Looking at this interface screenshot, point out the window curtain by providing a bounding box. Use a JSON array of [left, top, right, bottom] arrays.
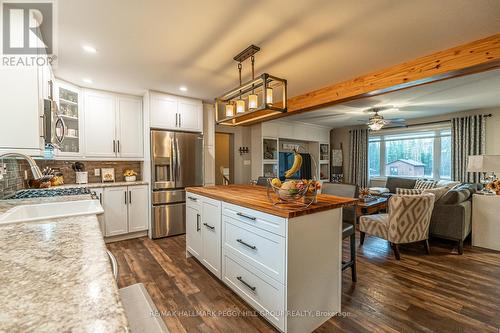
[[452, 115, 486, 182], [349, 129, 369, 187]]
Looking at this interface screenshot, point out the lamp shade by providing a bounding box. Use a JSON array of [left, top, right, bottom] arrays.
[[467, 155, 500, 173]]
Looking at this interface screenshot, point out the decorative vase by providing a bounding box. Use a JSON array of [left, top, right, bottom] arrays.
[[125, 175, 136, 182]]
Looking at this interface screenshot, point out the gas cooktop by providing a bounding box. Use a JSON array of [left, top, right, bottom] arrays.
[[8, 187, 91, 200]]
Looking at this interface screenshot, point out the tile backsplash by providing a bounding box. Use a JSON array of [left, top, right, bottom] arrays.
[[0, 159, 142, 200]]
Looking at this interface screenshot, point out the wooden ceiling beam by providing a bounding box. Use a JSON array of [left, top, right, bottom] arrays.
[[263, 33, 500, 121]]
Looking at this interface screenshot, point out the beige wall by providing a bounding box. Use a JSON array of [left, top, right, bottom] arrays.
[[215, 125, 252, 184], [215, 133, 231, 184], [330, 108, 500, 182]]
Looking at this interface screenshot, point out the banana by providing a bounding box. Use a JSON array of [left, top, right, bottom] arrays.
[[284, 152, 302, 178]]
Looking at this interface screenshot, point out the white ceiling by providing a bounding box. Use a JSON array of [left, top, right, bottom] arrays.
[[54, 0, 500, 100], [285, 69, 500, 128]]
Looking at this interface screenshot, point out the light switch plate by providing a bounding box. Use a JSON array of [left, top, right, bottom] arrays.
[[243, 160, 251, 166], [94, 169, 101, 176]]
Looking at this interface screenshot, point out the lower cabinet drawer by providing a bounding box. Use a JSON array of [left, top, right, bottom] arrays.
[[223, 216, 285, 284], [223, 254, 285, 331]]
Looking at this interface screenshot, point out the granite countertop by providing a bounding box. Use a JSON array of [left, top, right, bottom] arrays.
[[0, 197, 130, 332], [186, 185, 358, 218]]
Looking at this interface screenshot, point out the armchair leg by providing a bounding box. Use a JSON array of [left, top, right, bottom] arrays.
[[424, 239, 431, 255], [360, 232, 365, 246], [458, 240, 464, 255], [391, 243, 401, 260]]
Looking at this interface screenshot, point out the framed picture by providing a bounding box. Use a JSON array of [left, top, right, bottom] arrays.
[[101, 168, 115, 182]]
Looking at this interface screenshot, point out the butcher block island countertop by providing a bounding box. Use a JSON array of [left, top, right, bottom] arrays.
[[185, 185, 357, 218]]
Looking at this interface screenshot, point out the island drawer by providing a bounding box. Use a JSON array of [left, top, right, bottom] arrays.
[[222, 253, 285, 331], [185, 192, 203, 208], [222, 202, 286, 237], [223, 216, 286, 284]]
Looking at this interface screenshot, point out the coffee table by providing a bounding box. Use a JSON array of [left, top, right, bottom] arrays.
[[356, 197, 388, 216]]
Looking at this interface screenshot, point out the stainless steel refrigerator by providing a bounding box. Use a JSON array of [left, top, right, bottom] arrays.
[[151, 130, 203, 238]]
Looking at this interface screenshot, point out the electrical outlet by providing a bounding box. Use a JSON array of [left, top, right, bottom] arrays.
[[243, 160, 251, 166], [94, 169, 100, 176]]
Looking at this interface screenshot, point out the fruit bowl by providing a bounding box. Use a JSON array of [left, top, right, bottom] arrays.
[[268, 179, 311, 202], [266, 178, 320, 207]]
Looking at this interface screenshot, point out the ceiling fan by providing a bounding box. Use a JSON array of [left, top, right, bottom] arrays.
[[359, 106, 406, 131]]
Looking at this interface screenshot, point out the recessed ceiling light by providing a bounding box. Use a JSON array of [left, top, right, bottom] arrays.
[[179, 86, 188, 92], [82, 45, 97, 53], [82, 78, 93, 84]]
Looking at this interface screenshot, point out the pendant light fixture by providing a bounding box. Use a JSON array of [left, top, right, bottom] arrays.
[[248, 56, 258, 110], [215, 45, 287, 126]]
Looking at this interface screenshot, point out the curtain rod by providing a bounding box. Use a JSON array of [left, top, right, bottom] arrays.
[[348, 113, 493, 132], [402, 113, 493, 128]]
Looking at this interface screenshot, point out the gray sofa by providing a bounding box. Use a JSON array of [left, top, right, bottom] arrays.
[[374, 177, 479, 254]]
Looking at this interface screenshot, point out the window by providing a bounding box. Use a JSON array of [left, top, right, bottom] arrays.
[[368, 126, 451, 180]]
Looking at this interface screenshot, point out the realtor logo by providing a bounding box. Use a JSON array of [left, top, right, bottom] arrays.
[[2, 2, 53, 55]]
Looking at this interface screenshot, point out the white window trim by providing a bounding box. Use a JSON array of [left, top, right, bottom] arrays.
[[369, 124, 451, 181]]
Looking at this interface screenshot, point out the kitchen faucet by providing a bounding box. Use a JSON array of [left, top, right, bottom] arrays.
[[0, 153, 44, 180]]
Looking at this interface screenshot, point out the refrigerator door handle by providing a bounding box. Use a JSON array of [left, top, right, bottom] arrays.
[[176, 137, 181, 182], [170, 136, 176, 183]]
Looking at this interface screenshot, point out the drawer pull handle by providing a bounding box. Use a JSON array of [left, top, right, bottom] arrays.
[[236, 212, 256, 221], [203, 223, 215, 230], [236, 238, 257, 250], [188, 196, 198, 201], [237, 276, 256, 291], [196, 214, 201, 231]]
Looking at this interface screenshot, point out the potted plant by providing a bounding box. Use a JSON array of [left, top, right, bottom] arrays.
[[123, 169, 138, 182]]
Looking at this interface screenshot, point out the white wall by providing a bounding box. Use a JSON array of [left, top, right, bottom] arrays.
[[330, 108, 500, 183]]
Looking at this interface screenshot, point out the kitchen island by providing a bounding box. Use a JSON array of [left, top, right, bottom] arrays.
[[185, 185, 357, 333]]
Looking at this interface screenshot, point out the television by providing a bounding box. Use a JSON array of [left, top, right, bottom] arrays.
[[279, 152, 301, 181]]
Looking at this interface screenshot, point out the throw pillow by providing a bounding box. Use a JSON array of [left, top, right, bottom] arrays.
[[437, 188, 471, 205], [422, 186, 449, 202], [396, 188, 422, 195], [414, 179, 438, 190]]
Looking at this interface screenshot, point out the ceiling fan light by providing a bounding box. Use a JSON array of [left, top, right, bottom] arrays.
[[225, 103, 234, 117], [368, 122, 384, 131], [266, 87, 273, 105], [248, 94, 258, 109], [236, 99, 246, 113]]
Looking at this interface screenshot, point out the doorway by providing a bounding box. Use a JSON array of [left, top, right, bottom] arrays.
[[215, 132, 234, 185]]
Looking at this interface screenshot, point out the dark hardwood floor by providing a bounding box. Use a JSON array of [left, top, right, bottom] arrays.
[[107, 233, 500, 333]]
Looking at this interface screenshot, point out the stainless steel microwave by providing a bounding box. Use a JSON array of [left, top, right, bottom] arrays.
[[43, 82, 65, 148]]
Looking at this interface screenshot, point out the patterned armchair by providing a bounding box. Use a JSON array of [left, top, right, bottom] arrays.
[[359, 193, 435, 260]]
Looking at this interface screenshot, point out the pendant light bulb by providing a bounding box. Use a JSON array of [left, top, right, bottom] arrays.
[[225, 103, 234, 117], [266, 87, 274, 105], [236, 99, 245, 113], [248, 94, 258, 109]]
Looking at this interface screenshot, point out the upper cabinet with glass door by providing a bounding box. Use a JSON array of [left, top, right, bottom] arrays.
[[55, 81, 83, 156]]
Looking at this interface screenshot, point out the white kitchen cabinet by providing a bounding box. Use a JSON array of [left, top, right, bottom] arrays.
[[84, 89, 143, 158], [127, 185, 149, 232], [186, 194, 222, 278], [54, 80, 83, 156], [118, 96, 143, 158], [149, 92, 203, 132], [84, 90, 117, 157], [104, 186, 129, 236], [178, 97, 203, 132], [0, 66, 44, 155], [150, 93, 178, 130], [201, 198, 222, 277], [102, 184, 149, 237], [186, 201, 203, 259], [93, 188, 105, 235]]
